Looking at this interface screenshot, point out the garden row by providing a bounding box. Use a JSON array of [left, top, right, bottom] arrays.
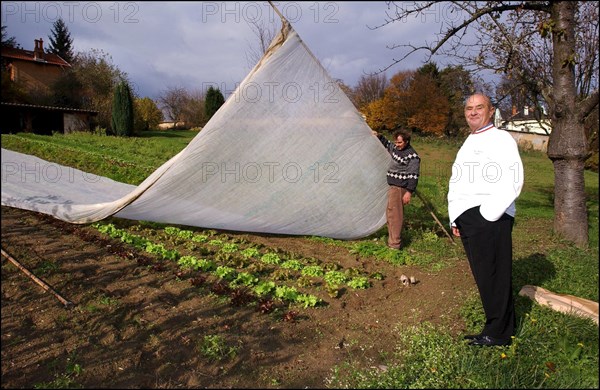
[[91, 220, 387, 310]]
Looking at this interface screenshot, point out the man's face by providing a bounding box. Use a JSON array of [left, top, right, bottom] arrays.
[[464, 95, 494, 131], [394, 136, 406, 149]]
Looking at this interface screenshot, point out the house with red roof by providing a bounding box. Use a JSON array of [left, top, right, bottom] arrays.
[[1, 39, 97, 134], [1, 38, 70, 94]]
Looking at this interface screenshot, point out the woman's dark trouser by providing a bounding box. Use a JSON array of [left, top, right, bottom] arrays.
[[456, 206, 515, 339]]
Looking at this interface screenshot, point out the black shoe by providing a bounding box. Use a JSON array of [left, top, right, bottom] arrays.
[[463, 334, 481, 340], [468, 335, 511, 347]]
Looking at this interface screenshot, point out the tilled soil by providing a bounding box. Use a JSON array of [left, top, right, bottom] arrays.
[[1, 205, 475, 388]]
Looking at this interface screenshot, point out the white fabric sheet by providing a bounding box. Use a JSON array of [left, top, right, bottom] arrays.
[[1, 23, 390, 239]]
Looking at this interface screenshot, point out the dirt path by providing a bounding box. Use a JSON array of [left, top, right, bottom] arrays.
[[1, 206, 474, 388]]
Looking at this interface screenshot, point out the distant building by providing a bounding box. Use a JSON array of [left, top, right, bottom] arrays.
[[157, 121, 188, 130], [1, 38, 70, 95], [501, 105, 552, 135], [1, 102, 97, 135], [1, 39, 97, 134], [496, 105, 552, 152]]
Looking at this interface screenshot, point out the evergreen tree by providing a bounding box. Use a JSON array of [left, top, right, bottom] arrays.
[[111, 81, 134, 136], [48, 18, 74, 63], [1, 25, 19, 48], [204, 86, 225, 120]]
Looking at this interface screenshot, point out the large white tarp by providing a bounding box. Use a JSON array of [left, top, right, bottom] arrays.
[[1, 22, 390, 239]]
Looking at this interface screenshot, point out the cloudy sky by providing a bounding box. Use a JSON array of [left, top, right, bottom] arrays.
[[2, 1, 461, 100]]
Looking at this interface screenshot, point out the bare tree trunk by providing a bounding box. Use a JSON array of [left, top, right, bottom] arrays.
[[552, 159, 589, 244], [547, 1, 589, 247]]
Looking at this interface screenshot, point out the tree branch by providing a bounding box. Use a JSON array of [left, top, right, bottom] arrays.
[[578, 89, 599, 123]]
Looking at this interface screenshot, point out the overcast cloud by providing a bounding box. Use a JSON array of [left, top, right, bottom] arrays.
[[2, 1, 461, 100]]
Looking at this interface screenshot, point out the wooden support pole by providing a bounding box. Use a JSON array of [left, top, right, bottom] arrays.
[[414, 191, 456, 244], [1, 247, 74, 309]]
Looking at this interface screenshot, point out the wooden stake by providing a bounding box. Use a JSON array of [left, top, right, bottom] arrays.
[[1, 247, 74, 309], [414, 191, 456, 244]]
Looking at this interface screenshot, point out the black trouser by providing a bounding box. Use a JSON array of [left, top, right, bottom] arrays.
[[455, 206, 515, 339]]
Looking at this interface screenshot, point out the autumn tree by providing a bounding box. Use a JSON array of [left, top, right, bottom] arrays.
[[376, 1, 599, 247], [405, 63, 450, 135], [405, 73, 449, 135], [363, 67, 450, 136], [366, 70, 414, 131], [48, 18, 74, 63], [363, 99, 388, 131], [73, 49, 130, 130], [134, 97, 163, 131]]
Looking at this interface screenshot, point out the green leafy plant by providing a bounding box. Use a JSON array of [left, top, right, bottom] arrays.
[[208, 239, 224, 246], [215, 265, 237, 281], [240, 247, 261, 258], [197, 334, 237, 361], [98, 294, 119, 306], [301, 265, 324, 277], [192, 234, 209, 243], [253, 281, 276, 296], [177, 255, 215, 272], [281, 259, 304, 270], [296, 293, 322, 308], [324, 270, 347, 286], [261, 252, 282, 265], [347, 276, 370, 289], [33, 352, 83, 389], [230, 272, 258, 288], [274, 285, 299, 301], [164, 226, 195, 240], [221, 243, 239, 253]]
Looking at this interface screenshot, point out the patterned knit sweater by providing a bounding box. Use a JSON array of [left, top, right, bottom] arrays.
[[377, 134, 421, 193]]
